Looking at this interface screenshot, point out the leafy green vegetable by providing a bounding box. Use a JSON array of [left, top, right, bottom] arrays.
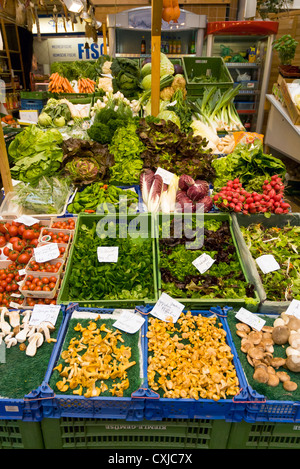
[[240, 222, 300, 301], [111, 58, 141, 98], [167, 89, 193, 134], [108, 123, 145, 184], [212, 139, 286, 192], [88, 102, 133, 145], [67, 220, 155, 301], [159, 218, 255, 303], [8, 126, 63, 185]]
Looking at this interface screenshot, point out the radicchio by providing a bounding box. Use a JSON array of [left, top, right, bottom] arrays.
[[187, 180, 209, 202], [147, 174, 164, 212], [178, 174, 195, 192]]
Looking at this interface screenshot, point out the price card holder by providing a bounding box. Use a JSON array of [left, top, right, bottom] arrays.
[[29, 304, 60, 327], [256, 254, 280, 274], [150, 293, 184, 323], [113, 310, 145, 334], [192, 253, 215, 274], [15, 215, 40, 226], [34, 244, 60, 263], [235, 307, 265, 331], [97, 247, 119, 263], [286, 299, 300, 319], [155, 168, 175, 185]]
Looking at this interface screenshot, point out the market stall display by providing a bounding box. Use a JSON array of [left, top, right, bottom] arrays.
[[1, 4, 300, 438]]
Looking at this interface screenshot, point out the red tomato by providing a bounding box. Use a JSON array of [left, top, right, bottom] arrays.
[[18, 253, 31, 264], [0, 236, 6, 247], [8, 250, 19, 262], [8, 225, 18, 237], [22, 229, 36, 240]]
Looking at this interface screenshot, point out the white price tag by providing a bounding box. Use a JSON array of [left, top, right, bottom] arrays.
[[256, 254, 280, 274], [155, 168, 175, 185], [97, 246, 119, 263], [151, 293, 184, 323], [18, 269, 26, 276], [285, 299, 300, 319], [235, 307, 266, 331], [34, 243, 60, 263], [9, 301, 20, 309], [15, 215, 40, 226], [11, 293, 21, 298], [113, 311, 145, 334], [29, 304, 60, 327], [192, 253, 215, 274]]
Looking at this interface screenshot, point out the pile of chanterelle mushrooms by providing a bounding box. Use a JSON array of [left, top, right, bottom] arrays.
[[0, 307, 56, 357]]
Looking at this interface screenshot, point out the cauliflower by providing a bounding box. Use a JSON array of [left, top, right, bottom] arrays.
[[171, 74, 186, 92], [160, 86, 175, 101], [102, 60, 112, 75], [97, 77, 113, 93]]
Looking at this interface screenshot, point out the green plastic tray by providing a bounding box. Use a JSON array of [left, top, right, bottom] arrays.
[[0, 421, 44, 449], [20, 91, 50, 100], [155, 213, 259, 311], [58, 212, 158, 308], [182, 56, 234, 96], [41, 417, 232, 449], [231, 213, 300, 314]]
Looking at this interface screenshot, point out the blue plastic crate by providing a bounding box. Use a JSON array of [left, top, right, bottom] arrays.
[[228, 310, 300, 423], [37, 303, 148, 421], [0, 306, 66, 422], [65, 184, 144, 216], [21, 99, 46, 113], [140, 305, 249, 422]]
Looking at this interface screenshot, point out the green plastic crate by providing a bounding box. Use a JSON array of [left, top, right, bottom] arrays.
[[20, 90, 50, 100], [182, 56, 234, 96], [231, 213, 300, 314], [0, 421, 44, 449], [155, 213, 259, 311], [41, 417, 232, 449], [227, 421, 300, 449], [57, 212, 159, 308]]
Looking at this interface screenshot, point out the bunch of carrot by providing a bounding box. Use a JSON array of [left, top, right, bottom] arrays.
[[78, 77, 96, 93], [48, 72, 75, 93]]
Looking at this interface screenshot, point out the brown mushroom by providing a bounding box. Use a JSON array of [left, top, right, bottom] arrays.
[[286, 316, 300, 331], [236, 330, 248, 339], [276, 371, 290, 383], [248, 347, 265, 360], [267, 373, 280, 387], [283, 380, 298, 392], [272, 326, 289, 345], [248, 330, 263, 345], [270, 357, 286, 369], [262, 325, 274, 333], [253, 367, 269, 384], [267, 366, 276, 375], [241, 340, 253, 354], [286, 355, 300, 373], [236, 323, 251, 333]]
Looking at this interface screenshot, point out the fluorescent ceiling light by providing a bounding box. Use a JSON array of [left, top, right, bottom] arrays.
[[63, 0, 84, 13]]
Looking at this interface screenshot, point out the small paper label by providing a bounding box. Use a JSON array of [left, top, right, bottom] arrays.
[[34, 243, 60, 263], [286, 299, 300, 319], [150, 293, 184, 323], [155, 167, 175, 185], [15, 215, 39, 226], [97, 246, 119, 263], [11, 293, 21, 298], [9, 301, 20, 309], [113, 310, 145, 334], [29, 304, 60, 327], [235, 307, 266, 331], [256, 254, 280, 274], [18, 269, 26, 276], [192, 253, 215, 274]]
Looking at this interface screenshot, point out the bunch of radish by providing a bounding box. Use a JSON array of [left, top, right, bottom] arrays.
[[213, 175, 291, 215]]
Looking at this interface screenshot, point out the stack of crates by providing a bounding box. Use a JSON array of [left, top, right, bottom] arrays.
[[20, 91, 49, 114]]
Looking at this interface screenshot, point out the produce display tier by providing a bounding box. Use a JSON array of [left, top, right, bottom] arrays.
[[36, 305, 148, 421], [227, 308, 300, 424], [231, 213, 300, 313], [58, 212, 159, 308], [155, 212, 260, 311]]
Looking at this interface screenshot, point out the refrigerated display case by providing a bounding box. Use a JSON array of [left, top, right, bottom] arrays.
[[107, 7, 206, 59], [205, 21, 279, 133]]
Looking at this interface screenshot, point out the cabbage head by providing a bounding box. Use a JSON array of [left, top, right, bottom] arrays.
[[157, 110, 180, 128], [141, 74, 152, 90], [160, 53, 174, 76], [141, 62, 152, 78], [53, 116, 66, 127]]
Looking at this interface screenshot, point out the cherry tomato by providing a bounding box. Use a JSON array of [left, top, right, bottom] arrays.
[[0, 236, 6, 247]]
